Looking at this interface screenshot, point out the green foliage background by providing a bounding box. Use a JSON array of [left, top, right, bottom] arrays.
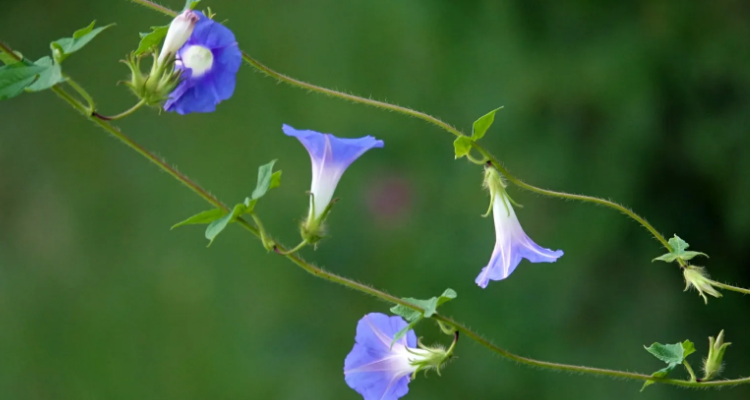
[[2, 0, 750, 398]]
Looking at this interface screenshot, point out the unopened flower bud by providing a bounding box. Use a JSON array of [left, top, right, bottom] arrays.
[[683, 266, 722, 304], [703, 330, 731, 381], [158, 10, 199, 64]]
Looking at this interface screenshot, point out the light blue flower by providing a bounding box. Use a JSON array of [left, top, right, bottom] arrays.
[[475, 168, 563, 287], [164, 11, 242, 114], [344, 313, 422, 400], [283, 124, 383, 242]]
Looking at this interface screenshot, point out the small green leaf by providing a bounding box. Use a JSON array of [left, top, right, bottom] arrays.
[[135, 25, 169, 56], [453, 136, 473, 159], [390, 318, 421, 346], [653, 235, 709, 264], [682, 340, 696, 359], [641, 340, 695, 390], [270, 170, 282, 190], [51, 21, 114, 63], [641, 364, 678, 391], [26, 57, 64, 92], [389, 289, 457, 347], [184, 0, 201, 10], [471, 106, 503, 140], [644, 342, 685, 365], [0, 51, 22, 65], [205, 204, 246, 245], [251, 160, 280, 200], [0, 63, 46, 100], [171, 208, 225, 229]]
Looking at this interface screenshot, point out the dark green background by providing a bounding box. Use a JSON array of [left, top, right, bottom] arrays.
[[2, 0, 750, 399]]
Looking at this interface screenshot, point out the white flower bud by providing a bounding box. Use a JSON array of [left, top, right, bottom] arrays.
[[158, 10, 199, 64]]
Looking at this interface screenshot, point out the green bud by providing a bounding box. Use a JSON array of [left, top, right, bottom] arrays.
[[702, 330, 730, 381], [683, 266, 722, 304]]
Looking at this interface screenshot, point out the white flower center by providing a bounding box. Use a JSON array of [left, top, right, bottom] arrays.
[[182, 45, 214, 78]]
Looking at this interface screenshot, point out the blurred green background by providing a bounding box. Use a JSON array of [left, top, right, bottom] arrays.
[[2, 0, 750, 399]]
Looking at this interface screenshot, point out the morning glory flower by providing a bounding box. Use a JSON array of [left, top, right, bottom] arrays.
[[158, 10, 199, 64], [283, 124, 383, 243], [475, 168, 563, 288], [164, 11, 242, 114], [344, 313, 451, 400]]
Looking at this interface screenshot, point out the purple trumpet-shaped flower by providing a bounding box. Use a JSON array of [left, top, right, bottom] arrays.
[[345, 313, 447, 400], [164, 11, 242, 114], [283, 124, 383, 241], [475, 168, 563, 288]]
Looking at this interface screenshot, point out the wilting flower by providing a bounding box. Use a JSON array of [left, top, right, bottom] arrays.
[[475, 168, 563, 288], [164, 11, 242, 114], [283, 124, 383, 243], [158, 10, 199, 64], [683, 265, 722, 304], [344, 313, 451, 400]]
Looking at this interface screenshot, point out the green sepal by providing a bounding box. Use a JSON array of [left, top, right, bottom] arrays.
[[26, 56, 64, 92], [641, 340, 695, 391], [51, 21, 114, 64], [653, 235, 708, 263], [453, 136, 473, 159], [472, 106, 503, 141], [0, 62, 47, 100], [184, 0, 201, 10], [389, 289, 457, 346], [171, 208, 225, 229], [134, 25, 169, 56], [205, 203, 246, 246]]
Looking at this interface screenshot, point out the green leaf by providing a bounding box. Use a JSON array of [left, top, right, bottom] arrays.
[[644, 342, 685, 365], [391, 288, 457, 320], [653, 235, 709, 263], [0, 63, 46, 100], [26, 57, 64, 92], [251, 160, 281, 200], [171, 208, 225, 229], [135, 25, 169, 56], [641, 364, 678, 391], [51, 21, 114, 63], [453, 136, 473, 159], [205, 204, 246, 245], [641, 340, 696, 391], [472, 106, 503, 141], [270, 170, 282, 190], [390, 318, 421, 346], [0, 51, 23, 65], [388, 289, 456, 347], [681, 340, 696, 359], [184, 0, 201, 10]]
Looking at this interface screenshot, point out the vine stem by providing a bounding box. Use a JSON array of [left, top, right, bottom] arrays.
[[709, 280, 750, 295], [94, 99, 146, 120], [7, 10, 750, 388]]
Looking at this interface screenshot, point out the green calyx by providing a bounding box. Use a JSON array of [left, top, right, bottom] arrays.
[[122, 51, 181, 106], [703, 330, 731, 381], [482, 166, 520, 217], [408, 334, 458, 379], [300, 196, 336, 245]]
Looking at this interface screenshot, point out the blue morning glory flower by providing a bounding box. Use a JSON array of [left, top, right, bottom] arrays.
[[344, 313, 423, 400], [164, 11, 242, 114], [283, 124, 383, 242], [475, 168, 563, 287]]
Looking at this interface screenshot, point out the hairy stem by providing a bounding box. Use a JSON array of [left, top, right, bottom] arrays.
[[94, 99, 146, 120], [710, 280, 750, 295]]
